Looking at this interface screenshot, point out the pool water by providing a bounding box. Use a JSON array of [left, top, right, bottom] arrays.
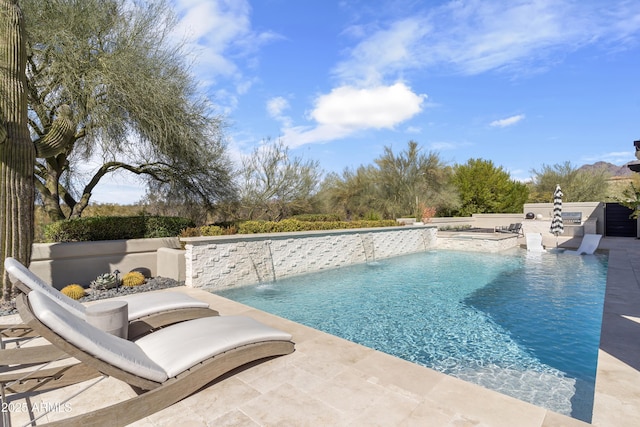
[[216, 248, 608, 422]]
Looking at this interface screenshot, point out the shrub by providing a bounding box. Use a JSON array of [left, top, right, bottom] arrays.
[[121, 271, 146, 287], [179, 225, 236, 241], [238, 219, 400, 234], [43, 216, 195, 242], [199, 225, 226, 236], [421, 206, 437, 223], [363, 210, 382, 221], [438, 225, 472, 231], [179, 227, 202, 239], [292, 213, 342, 222], [61, 284, 85, 300]]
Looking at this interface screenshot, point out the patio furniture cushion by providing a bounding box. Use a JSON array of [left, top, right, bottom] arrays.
[[27, 291, 293, 382], [5, 257, 215, 323], [5, 257, 86, 318], [112, 292, 210, 320], [135, 316, 293, 378], [28, 291, 168, 383]]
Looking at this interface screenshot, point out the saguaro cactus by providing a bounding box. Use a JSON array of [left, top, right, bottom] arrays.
[[0, 0, 36, 300]]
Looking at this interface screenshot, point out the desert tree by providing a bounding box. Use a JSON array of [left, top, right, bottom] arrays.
[[319, 165, 382, 220], [1, 0, 35, 299], [528, 161, 610, 202], [239, 139, 322, 221], [374, 141, 452, 219], [20, 0, 236, 221], [451, 158, 528, 216]]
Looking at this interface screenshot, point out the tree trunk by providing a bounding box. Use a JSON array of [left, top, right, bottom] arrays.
[[0, 0, 35, 300]]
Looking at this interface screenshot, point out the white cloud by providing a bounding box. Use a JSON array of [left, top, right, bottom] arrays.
[[281, 83, 426, 147], [333, 18, 432, 85], [171, 0, 280, 110], [490, 114, 525, 128], [267, 97, 290, 118], [334, 0, 640, 82], [312, 83, 425, 128], [266, 96, 293, 128]]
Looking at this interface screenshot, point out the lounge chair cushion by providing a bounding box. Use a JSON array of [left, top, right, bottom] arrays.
[[5, 257, 211, 322], [112, 292, 210, 320], [135, 315, 293, 378], [28, 291, 168, 383], [27, 291, 292, 382], [6, 257, 87, 318]]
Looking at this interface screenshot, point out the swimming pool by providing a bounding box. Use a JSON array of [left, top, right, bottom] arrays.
[[216, 248, 608, 422]]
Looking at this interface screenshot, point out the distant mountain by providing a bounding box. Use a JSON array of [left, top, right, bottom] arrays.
[[578, 161, 635, 177]]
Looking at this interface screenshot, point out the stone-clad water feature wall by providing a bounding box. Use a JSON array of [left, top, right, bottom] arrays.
[[182, 226, 438, 291]]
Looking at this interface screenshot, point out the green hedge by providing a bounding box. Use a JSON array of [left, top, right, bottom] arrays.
[[43, 216, 195, 242], [237, 219, 399, 234], [291, 213, 342, 222]]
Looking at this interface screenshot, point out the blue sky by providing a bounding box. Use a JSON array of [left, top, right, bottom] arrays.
[[93, 0, 640, 204]]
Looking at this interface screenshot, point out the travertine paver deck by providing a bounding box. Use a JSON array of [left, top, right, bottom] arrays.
[[2, 236, 639, 426]]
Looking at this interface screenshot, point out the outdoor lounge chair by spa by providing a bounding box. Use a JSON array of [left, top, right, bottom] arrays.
[[564, 234, 602, 255], [525, 233, 546, 253], [3, 257, 218, 340], [495, 223, 523, 236], [10, 290, 294, 426]]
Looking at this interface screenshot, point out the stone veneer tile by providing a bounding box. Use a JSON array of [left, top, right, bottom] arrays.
[[239, 382, 345, 426], [592, 351, 640, 427], [423, 375, 547, 427], [305, 367, 390, 416], [542, 410, 590, 427], [186, 227, 438, 289], [348, 389, 423, 427], [139, 399, 206, 427], [206, 410, 261, 427], [239, 362, 327, 395], [399, 397, 483, 426], [28, 376, 135, 423], [287, 336, 374, 383], [172, 376, 262, 423], [351, 349, 446, 397]]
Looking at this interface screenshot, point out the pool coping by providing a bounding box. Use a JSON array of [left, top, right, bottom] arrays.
[[2, 236, 639, 426]]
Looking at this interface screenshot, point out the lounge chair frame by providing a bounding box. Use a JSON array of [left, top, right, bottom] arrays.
[[5, 261, 219, 340], [2, 258, 219, 379], [495, 223, 524, 236], [13, 292, 294, 426]]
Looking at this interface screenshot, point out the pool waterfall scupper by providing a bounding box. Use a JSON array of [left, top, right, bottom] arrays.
[[182, 226, 442, 291]]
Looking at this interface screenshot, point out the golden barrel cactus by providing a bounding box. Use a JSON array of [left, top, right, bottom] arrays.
[[60, 284, 85, 300], [121, 271, 146, 287]]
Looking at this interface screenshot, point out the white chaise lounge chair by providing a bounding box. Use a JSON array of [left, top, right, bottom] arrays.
[[9, 290, 294, 426], [526, 233, 546, 253], [564, 234, 602, 255], [2, 257, 219, 378], [3, 257, 218, 339]]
